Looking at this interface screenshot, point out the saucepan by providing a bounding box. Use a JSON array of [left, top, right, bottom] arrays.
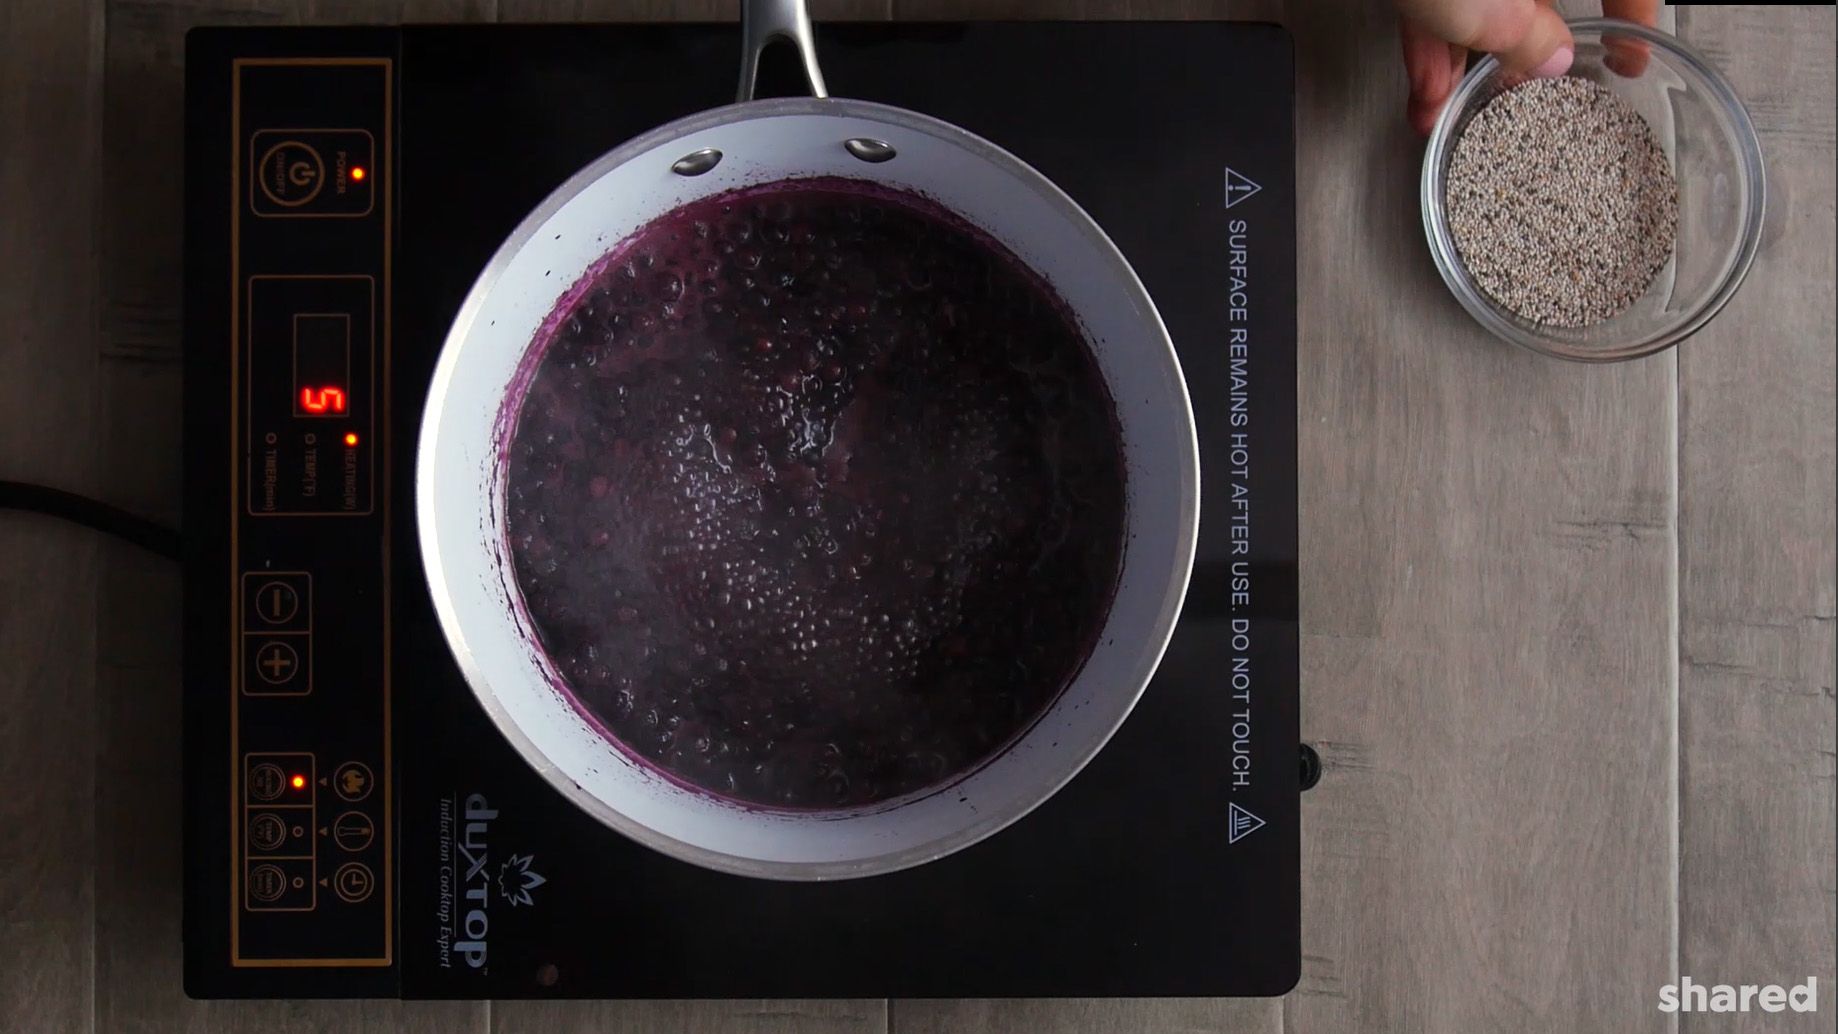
[[418, 0, 1199, 879]]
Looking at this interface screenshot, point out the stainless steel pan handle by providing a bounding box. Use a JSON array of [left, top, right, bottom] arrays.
[[737, 0, 830, 101]]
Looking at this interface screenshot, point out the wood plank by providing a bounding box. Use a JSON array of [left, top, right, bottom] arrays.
[[87, 3, 478, 1032], [891, 999, 1278, 1034], [892, 0, 1286, 19], [309, 0, 500, 18], [494, 1000, 886, 1034], [1287, 0, 1678, 1030], [500, 1, 892, 22], [1674, 6, 1837, 1032], [0, 1, 104, 1032]]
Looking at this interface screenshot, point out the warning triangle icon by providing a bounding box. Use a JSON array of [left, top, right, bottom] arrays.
[[1227, 801, 1266, 844], [1223, 167, 1262, 209]]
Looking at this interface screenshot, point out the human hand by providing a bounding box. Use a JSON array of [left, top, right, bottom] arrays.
[[1398, 0, 1661, 135]]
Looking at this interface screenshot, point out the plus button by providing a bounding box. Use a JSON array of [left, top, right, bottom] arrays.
[[254, 641, 299, 685]]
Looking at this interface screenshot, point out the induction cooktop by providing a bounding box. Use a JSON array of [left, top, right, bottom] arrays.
[[181, 19, 1303, 999]]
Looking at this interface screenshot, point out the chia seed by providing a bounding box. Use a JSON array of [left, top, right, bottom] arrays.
[[1446, 76, 1679, 328]]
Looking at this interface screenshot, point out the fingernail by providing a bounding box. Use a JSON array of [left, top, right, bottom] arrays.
[[1532, 44, 1574, 79]]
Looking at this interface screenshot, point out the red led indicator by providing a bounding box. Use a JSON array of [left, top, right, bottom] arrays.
[[350, 166, 366, 182], [344, 432, 359, 447], [290, 774, 307, 790], [300, 386, 347, 414]]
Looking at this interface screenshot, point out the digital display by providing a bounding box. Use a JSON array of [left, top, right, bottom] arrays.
[[246, 275, 374, 515], [293, 312, 351, 417], [300, 386, 346, 414]]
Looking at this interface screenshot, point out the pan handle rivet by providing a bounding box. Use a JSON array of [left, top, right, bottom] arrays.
[[843, 138, 896, 163], [671, 148, 724, 176]]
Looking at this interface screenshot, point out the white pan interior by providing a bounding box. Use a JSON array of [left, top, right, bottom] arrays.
[[419, 98, 1198, 879]]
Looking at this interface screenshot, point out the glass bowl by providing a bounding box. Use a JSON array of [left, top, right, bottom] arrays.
[[1421, 18, 1766, 362]]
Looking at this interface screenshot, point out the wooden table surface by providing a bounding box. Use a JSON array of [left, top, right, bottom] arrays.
[[2, 1, 1832, 1031]]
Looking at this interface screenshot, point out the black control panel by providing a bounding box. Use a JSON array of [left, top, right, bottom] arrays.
[[226, 54, 391, 970]]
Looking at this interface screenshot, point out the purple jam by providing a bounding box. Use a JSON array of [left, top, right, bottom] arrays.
[[502, 177, 1125, 810]]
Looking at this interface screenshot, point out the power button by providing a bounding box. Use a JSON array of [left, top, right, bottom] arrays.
[[249, 128, 374, 218], [255, 139, 326, 208]]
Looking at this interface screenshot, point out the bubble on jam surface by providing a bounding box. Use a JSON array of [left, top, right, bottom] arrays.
[[502, 178, 1125, 810]]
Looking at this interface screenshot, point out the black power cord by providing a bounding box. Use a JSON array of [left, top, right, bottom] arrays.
[[0, 481, 181, 560]]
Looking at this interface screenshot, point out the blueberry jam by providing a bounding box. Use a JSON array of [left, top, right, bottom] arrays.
[[502, 177, 1126, 810]]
